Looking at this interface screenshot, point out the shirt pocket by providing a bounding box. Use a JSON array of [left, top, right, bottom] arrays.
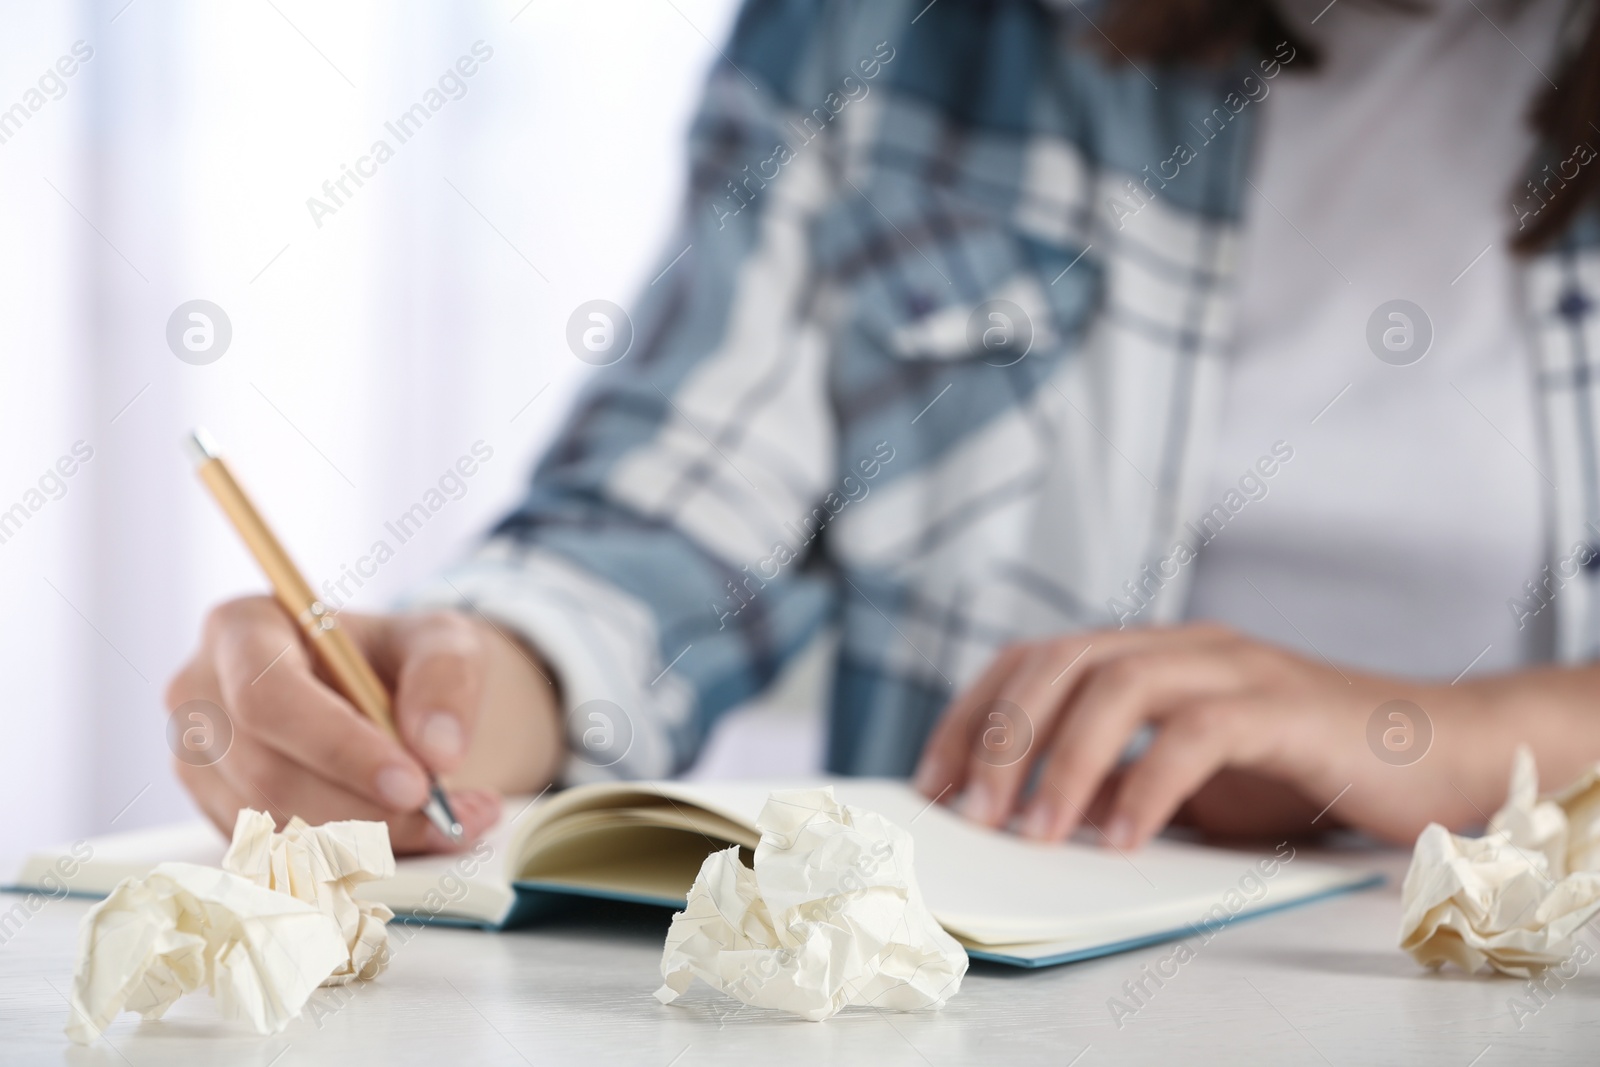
[[811, 178, 1099, 366]]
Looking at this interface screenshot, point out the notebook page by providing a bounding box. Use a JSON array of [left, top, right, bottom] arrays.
[[11, 795, 546, 927], [653, 778, 1371, 947]]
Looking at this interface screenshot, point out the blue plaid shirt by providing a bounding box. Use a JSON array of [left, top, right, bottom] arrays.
[[420, 0, 1600, 783]]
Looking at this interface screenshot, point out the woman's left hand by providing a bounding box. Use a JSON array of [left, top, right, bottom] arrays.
[[911, 623, 1518, 849]]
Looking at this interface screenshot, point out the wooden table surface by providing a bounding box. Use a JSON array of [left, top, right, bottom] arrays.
[[1, 849, 1593, 1066]]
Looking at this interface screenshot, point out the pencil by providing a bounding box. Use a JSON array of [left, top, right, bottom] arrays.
[[183, 427, 464, 843]]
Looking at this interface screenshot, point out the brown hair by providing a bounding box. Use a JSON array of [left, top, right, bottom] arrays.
[[1101, 0, 1599, 253]]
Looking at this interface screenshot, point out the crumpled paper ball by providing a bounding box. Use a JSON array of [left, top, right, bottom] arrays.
[[65, 863, 348, 1044], [221, 809, 395, 984], [655, 787, 968, 1021], [1399, 746, 1600, 976], [66, 810, 395, 1044]]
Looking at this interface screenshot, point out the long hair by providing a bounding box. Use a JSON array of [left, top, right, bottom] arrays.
[[1100, 0, 1599, 252]]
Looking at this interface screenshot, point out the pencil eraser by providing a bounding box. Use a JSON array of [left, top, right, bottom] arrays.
[[184, 427, 220, 466]]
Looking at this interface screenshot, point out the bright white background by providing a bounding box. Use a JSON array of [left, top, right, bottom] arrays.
[[0, 0, 803, 871]]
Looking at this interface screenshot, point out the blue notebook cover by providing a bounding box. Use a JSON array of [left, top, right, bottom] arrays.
[[383, 872, 1384, 968]]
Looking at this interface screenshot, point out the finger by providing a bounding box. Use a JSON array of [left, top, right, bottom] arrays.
[[913, 643, 1030, 799], [211, 737, 501, 853], [1080, 769, 1126, 834], [958, 642, 1065, 826], [914, 628, 1155, 809], [209, 602, 431, 815], [186, 751, 496, 855], [168, 595, 273, 715], [165, 656, 221, 719], [389, 788, 502, 854], [439, 788, 502, 844], [1017, 647, 1247, 841], [1104, 701, 1262, 849], [386, 612, 488, 776], [965, 626, 1239, 829]]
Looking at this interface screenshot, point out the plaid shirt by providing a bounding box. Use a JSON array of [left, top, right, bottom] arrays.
[[420, 0, 1600, 783]]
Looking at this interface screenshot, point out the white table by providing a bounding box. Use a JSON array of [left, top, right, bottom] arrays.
[[1, 850, 1592, 1066]]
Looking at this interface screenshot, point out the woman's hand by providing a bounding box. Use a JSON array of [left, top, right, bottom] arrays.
[[166, 597, 562, 854], [911, 623, 1557, 849]]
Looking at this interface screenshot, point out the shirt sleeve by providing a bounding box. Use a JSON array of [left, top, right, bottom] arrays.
[[409, 0, 862, 783]]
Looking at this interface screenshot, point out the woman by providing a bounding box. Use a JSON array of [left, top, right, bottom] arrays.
[[169, 0, 1600, 854]]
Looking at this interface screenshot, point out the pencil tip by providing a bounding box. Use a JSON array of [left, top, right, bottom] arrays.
[[423, 784, 466, 844]]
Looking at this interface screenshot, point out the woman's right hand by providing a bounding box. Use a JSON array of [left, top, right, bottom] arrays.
[[165, 596, 557, 854]]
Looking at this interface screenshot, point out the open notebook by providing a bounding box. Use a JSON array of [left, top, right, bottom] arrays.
[[9, 778, 1380, 967]]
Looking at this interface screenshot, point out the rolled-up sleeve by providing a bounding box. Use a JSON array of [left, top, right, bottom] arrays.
[[411, 0, 869, 782]]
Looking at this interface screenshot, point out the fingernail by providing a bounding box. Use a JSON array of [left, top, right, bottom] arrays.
[[420, 712, 464, 762], [913, 761, 943, 795], [963, 782, 997, 825], [1105, 815, 1134, 849], [376, 764, 427, 809], [1021, 802, 1056, 840]]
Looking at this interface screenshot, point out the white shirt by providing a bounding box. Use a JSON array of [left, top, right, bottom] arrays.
[[1183, 0, 1564, 679]]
